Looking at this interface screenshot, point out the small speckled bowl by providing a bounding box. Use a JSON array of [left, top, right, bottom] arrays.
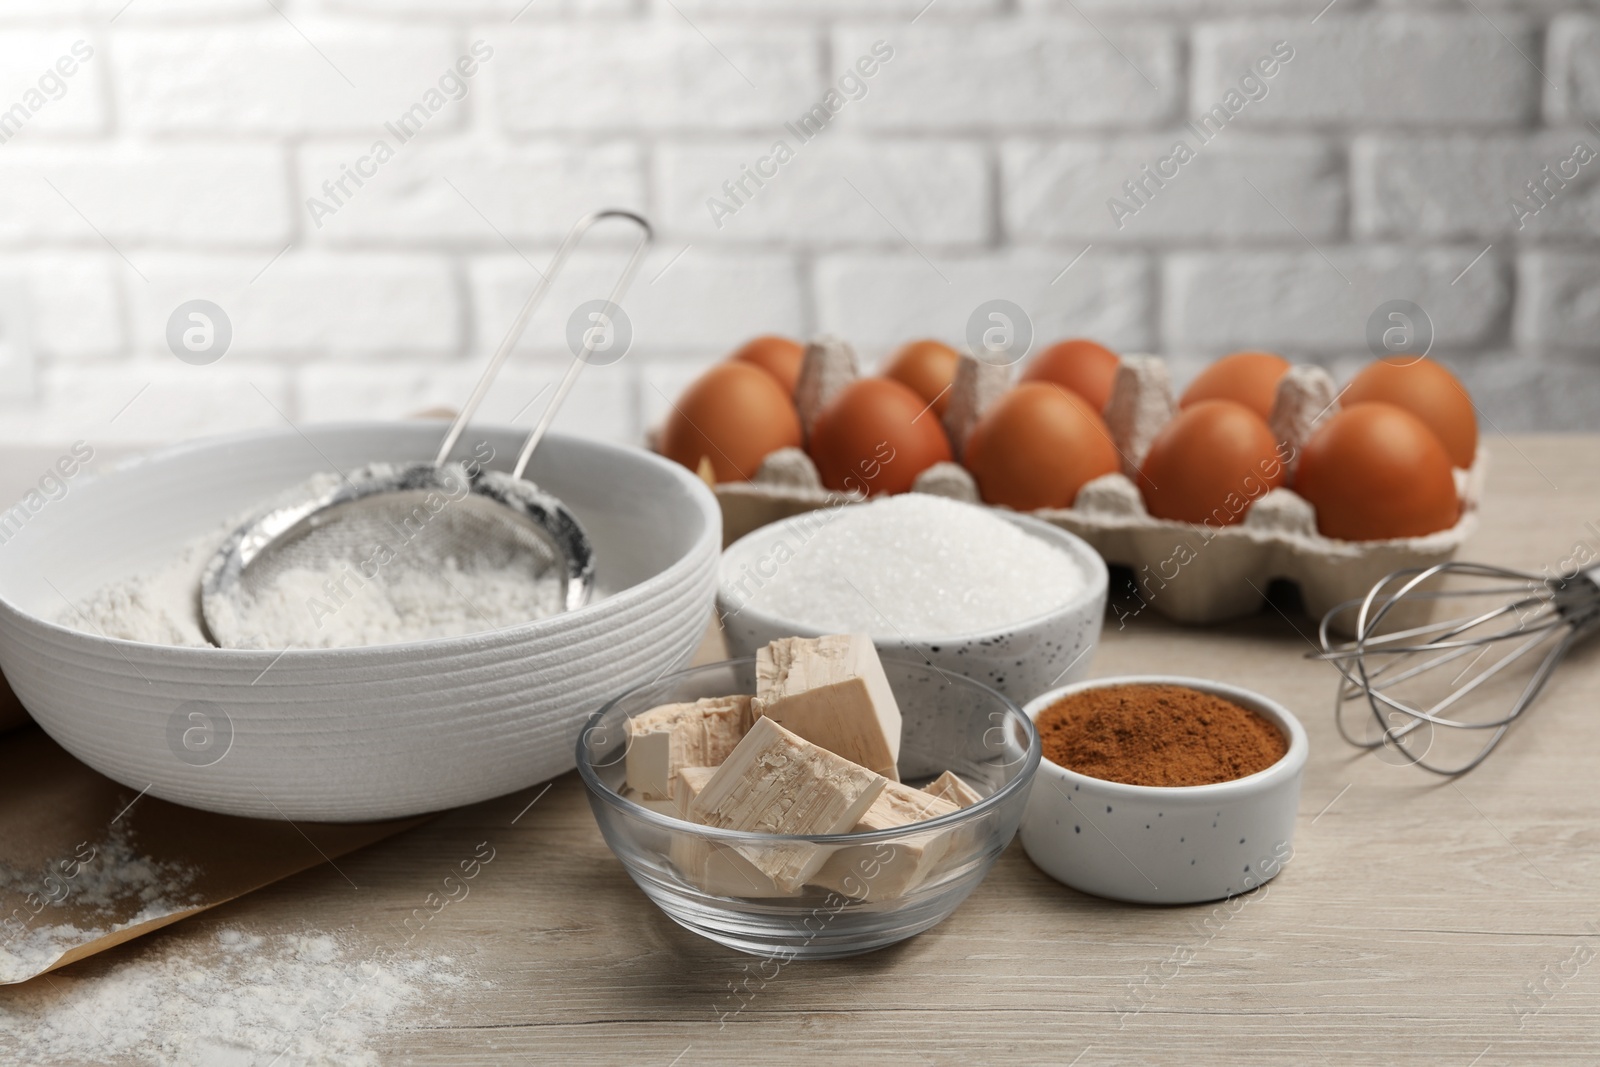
[[716, 509, 1108, 704], [1020, 676, 1308, 905]]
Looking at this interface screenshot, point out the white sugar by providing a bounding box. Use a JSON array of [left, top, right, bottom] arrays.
[[726, 494, 1088, 637]]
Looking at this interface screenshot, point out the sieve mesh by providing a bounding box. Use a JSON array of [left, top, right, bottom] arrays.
[[234, 490, 568, 605], [201, 467, 589, 650], [198, 208, 646, 649]]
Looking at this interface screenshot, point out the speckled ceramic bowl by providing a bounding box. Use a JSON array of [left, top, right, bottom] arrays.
[[716, 509, 1108, 704], [1020, 676, 1308, 905]]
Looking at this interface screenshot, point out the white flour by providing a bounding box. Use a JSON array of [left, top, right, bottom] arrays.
[[63, 522, 224, 647], [61, 471, 567, 650], [0, 927, 472, 1066], [0, 822, 202, 985], [209, 554, 565, 651]]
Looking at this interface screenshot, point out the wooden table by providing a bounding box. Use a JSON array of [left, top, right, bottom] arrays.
[[23, 436, 1600, 1064]]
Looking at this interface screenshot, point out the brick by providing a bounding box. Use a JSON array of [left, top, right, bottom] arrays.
[[1354, 133, 1600, 239], [1163, 247, 1508, 352], [832, 23, 1179, 131], [0, 253, 121, 361], [491, 25, 819, 132], [1026, 0, 1331, 8], [0, 146, 288, 248], [0, 0, 266, 17], [639, 359, 721, 436], [1395, 0, 1598, 9], [469, 249, 803, 358], [1192, 15, 1539, 126], [1003, 135, 1343, 241], [677, 0, 996, 12], [0, 274, 34, 400], [299, 141, 644, 244], [0, 33, 103, 138], [0, 363, 292, 449], [656, 139, 989, 245], [128, 253, 459, 360], [1298, 349, 1598, 433], [326, 0, 627, 14], [1548, 15, 1600, 122], [814, 250, 1154, 360], [1442, 352, 1600, 432], [1516, 252, 1600, 347], [117, 26, 463, 134], [296, 362, 638, 444]]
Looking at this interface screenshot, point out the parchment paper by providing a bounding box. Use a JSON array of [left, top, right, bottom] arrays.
[[0, 726, 424, 985]]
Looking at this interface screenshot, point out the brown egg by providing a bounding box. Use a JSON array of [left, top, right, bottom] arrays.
[[1138, 400, 1288, 526], [1019, 339, 1121, 412], [963, 382, 1121, 511], [1295, 402, 1459, 541], [883, 339, 961, 416], [1341, 356, 1478, 468], [1180, 351, 1292, 421], [808, 378, 953, 496], [730, 335, 805, 394], [660, 361, 802, 483]]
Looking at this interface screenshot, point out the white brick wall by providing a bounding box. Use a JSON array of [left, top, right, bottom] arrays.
[[816, 250, 1155, 356], [117, 26, 462, 134], [1003, 136, 1343, 241], [1192, 17, 1540, 126], [0, 146, 290, 245], [129, 252, 460, 358], [833, 23, 1182, 130], [0, 0, 1590, 453], [1163, 247, 1510, 350], [1352, 133, 1600, 239], [656, 140, 990, 244]]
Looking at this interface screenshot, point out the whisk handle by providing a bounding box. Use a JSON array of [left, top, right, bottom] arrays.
[[433, 209, 654, 472], [1555, 563, 1600, 628]]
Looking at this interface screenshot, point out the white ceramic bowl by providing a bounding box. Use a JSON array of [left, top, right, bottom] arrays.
[[0, 423, 720, 821], [717, 509, 1108, 704], [1019, 676, 1308, 905]]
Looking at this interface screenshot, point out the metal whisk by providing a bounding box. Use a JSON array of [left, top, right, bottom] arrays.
[[1316, 561, 1600, 776]]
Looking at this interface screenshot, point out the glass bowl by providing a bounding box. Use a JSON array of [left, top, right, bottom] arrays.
[[576, 656, 1040, 959]]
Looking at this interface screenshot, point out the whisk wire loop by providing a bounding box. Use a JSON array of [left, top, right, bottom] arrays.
[[1314, 560, 1600, 776]]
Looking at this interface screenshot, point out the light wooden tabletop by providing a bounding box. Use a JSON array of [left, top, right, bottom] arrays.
[[29, 436, 1600, 1064]]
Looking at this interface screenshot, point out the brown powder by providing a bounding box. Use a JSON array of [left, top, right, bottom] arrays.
[[1036, 684, 1288, 787]]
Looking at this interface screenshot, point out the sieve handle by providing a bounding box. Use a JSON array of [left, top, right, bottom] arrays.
[[433, 209, 654, 477]]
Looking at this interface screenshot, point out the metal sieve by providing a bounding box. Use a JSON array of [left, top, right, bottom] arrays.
[[199, 209, 653, 649]]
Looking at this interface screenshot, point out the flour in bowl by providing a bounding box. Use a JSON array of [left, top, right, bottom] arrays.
[[211, 554, 565, 650], [61, 471, 568, 650], [723, 494, 1089, 637], [63, 522, 225, 647]]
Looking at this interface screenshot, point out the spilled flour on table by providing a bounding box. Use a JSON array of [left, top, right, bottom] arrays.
[[0, 822, 202, 984], [0, 927, 474, 1066]]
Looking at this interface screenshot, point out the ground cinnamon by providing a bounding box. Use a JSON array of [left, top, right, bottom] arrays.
[[1037, 684, 1287, 787]]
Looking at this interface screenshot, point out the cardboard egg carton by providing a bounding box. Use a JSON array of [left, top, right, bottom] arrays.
[[701, 338, 1486, 632]]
